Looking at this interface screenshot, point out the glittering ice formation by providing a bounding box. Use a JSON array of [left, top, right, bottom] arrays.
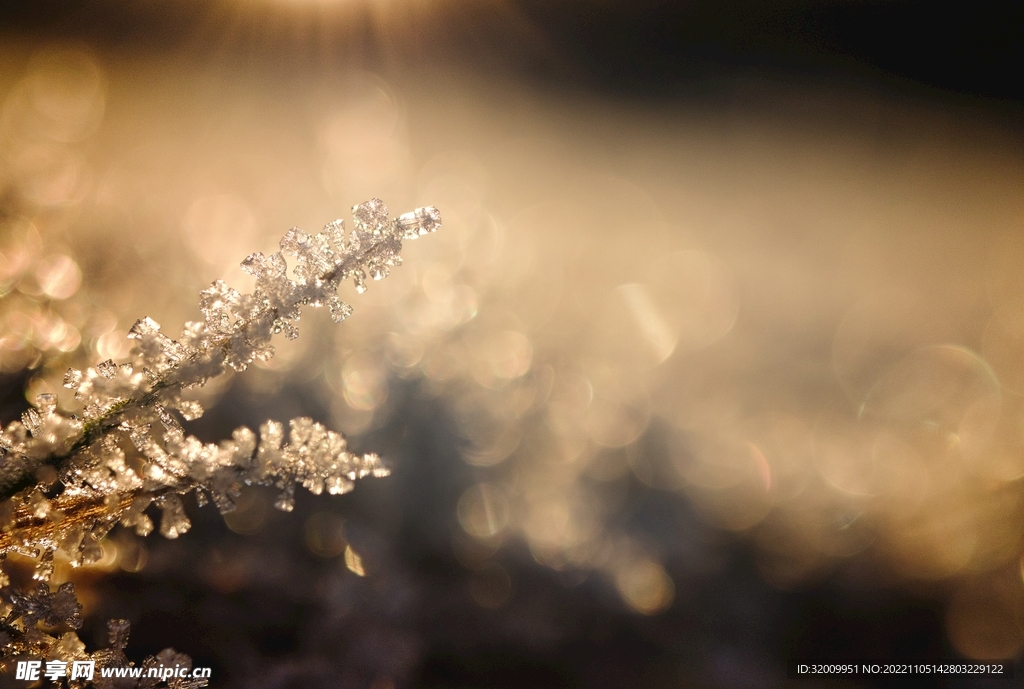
[[0, 199, 440, 572]]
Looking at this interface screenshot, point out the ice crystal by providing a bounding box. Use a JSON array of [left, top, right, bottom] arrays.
[[33, 549, 55, 582], [0, 589, 207, 688], [0, 199, 438, 611], [4, 581, 83, 630], [108, 618, 130, 649]]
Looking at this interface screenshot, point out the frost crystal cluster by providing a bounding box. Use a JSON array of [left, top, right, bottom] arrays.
[[0, 594, 208, 689], [0, 200, 439, 676]]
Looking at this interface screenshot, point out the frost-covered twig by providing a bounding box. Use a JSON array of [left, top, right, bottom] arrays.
[[0, 199, 439, 570], [0, 591, 207, 689]]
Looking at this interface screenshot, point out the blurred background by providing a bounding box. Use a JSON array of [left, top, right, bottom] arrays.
[[2, 1, 1024, 686]]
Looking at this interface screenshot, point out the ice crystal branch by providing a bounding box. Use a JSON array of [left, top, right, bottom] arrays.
[[0, 595, 207, 689], [0, 199, 440, 570]]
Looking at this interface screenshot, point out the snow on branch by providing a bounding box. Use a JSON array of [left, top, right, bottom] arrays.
[[0, 199, 440, 574]]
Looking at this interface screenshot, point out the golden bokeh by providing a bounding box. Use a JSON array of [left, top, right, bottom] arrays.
[[2, 24, 1024, 652]]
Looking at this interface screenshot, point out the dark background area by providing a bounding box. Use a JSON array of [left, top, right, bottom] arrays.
[[0, 0, 1022, 105]]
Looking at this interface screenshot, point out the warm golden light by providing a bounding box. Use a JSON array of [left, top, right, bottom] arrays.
[[3, 18, 1024, 649]]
